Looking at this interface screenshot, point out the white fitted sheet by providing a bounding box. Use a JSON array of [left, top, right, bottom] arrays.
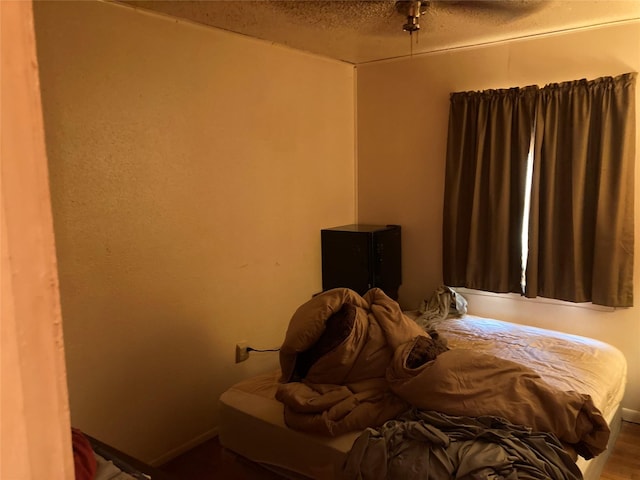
[[218, 314, 627, 479]]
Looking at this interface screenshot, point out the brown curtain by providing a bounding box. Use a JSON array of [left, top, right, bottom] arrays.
[[526, 73, 636, 307], [443, 86, 538, 293]]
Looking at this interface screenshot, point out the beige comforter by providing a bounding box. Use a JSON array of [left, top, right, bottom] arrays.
[[276, 288, 609, 459]]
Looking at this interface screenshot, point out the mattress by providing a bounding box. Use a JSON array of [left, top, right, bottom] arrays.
[[218, 314, 627, 479]]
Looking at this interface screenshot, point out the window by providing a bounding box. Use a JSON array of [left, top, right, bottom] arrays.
[[443, 73, 636, 308]]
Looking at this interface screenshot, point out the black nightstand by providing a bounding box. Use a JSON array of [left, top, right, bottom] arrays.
[[321, 224, 402, 300]]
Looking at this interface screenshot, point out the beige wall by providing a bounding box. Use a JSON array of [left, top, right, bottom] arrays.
[[357, 21, 640, 417], [34, 1, 355, 463]]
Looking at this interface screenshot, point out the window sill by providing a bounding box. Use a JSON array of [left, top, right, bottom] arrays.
[[455, 288, 615, 312]]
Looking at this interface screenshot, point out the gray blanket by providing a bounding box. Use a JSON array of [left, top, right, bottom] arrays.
[[416, 285, 468, 330], [343, 409, 583, 480]]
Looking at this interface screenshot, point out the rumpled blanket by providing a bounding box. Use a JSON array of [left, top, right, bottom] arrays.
[[343, 409, 583, 480], [416, 285, 468, 329], [277, 288, 428, 436], [277, 288, 609, 460], [387, 336, 609, 459]]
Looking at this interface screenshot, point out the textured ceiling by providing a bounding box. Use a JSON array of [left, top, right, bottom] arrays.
[[117, 0, 640, 64]]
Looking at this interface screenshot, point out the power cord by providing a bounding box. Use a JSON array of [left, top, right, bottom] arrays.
[[247, 347, 280, 353]]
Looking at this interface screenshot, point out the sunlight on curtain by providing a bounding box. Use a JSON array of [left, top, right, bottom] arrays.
[[520, 126, 536, 293]]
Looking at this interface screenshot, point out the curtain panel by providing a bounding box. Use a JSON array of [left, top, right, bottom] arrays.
[[443, 73, 636, 307], [443, 86, 538, 293], [527, 73, 636, 307]]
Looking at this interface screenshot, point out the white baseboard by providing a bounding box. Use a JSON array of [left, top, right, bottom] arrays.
[[149, 427, 218, 467], [622, 408, 640, 424]]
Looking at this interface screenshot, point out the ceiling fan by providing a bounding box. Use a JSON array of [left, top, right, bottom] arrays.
[[395, 0, 548, 36], [396, 0, 427, 33]]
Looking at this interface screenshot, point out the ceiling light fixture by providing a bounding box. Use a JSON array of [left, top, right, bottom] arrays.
[[401, 0, 427, 35]]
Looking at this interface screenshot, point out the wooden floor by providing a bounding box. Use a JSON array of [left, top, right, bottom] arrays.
[[160, 421, 640, 479], [600, 421, 640, 480]]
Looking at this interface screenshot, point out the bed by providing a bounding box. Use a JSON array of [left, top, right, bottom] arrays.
[[219, 289, 626, 480]]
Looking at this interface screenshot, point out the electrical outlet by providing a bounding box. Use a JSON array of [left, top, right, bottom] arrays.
[[235, 342, 249, 363]]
